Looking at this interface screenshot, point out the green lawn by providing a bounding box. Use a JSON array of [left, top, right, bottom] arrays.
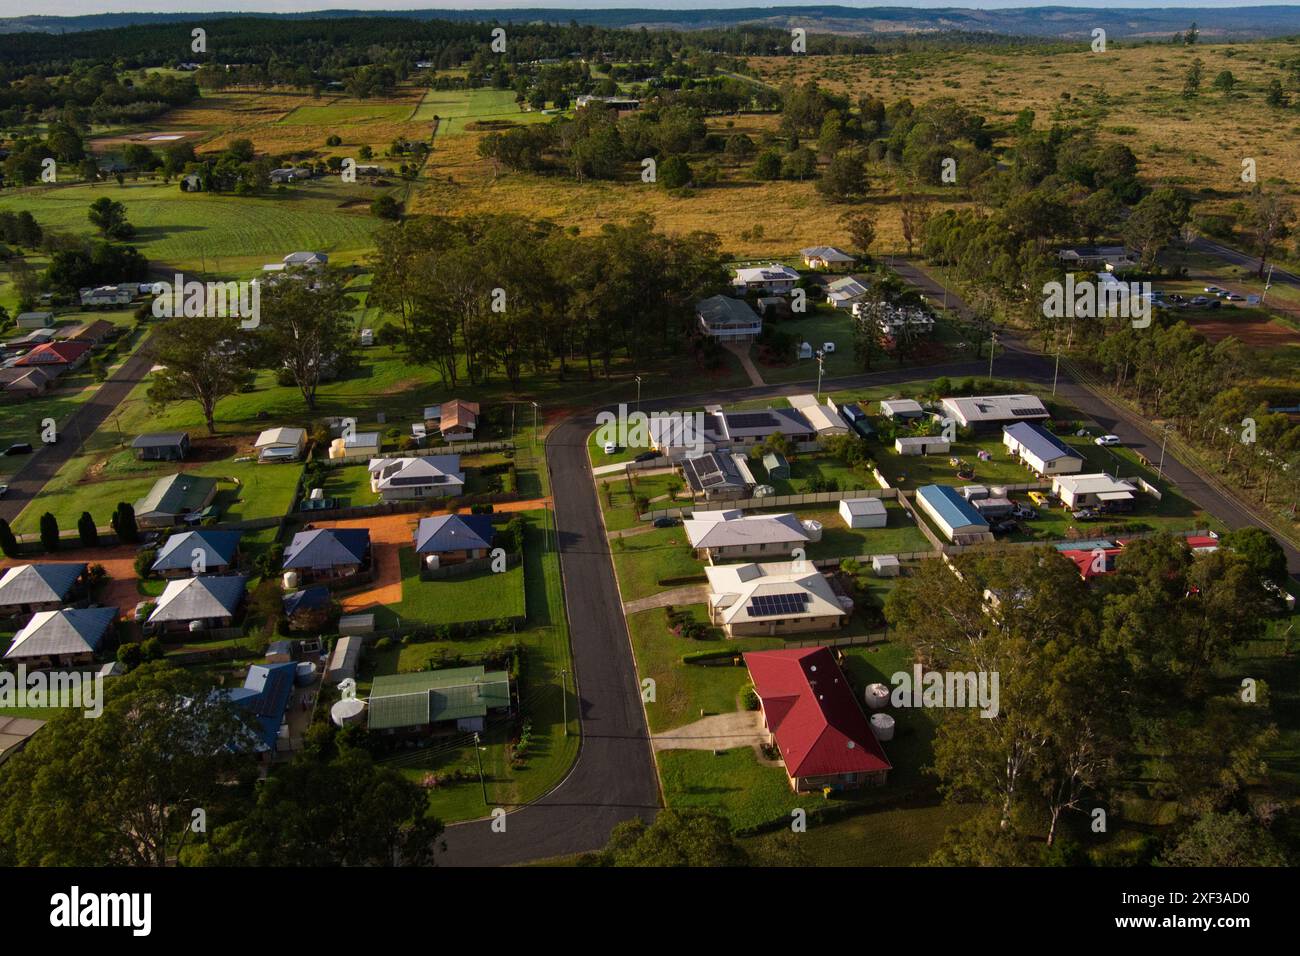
[[599, 471, 685, 531], [795, 503, 932, 560], [417, 89, 550, 134], [370, 547, 526, 630], [0, 180, 381, 274], [358, 510, 578, 823], [609, 525, 703, 602], [741, 801, 976, 866], [279, 101, 416, 125]]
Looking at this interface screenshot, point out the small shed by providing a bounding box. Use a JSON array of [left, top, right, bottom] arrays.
[[131, 431, 190, 462], [894, 435, 951, 456], [762, 451, 790, 480], [326, 635, 363, 684], [871, 555, 901, 577], [16, 311, 54, 329], [339, 614, 375, 636], [974, 496, 1014, 518], [839, 497, 888, 529]]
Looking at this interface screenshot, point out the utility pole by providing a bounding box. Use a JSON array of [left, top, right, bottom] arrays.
[[473, 731, 487, 805], [1158, 424, 1172, 479], [1052, 332, 1062, 396], [815, 350, 825, 402], [988, 329, 997, 379], [635, 375, 642, 413], [531, 401, 539, 451], [510, 402, 516, 442]]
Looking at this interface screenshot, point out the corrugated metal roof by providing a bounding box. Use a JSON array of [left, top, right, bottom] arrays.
[[0, 563, 85, 607], [5, 607, 116, 659], [368, 667, 511, 730]]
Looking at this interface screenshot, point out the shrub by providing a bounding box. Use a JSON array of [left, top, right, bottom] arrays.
[[39, 512, 59, 552], [77, 511, 99, 548]]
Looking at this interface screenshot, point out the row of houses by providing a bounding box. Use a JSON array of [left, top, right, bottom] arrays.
[[1, 318, 124, 401]]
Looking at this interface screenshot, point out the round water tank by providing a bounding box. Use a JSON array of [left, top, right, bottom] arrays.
[[310, 487, 324, 500], [425, 554, 440, 570], [330, 698, 367, 728], [801, 519, 823, 543], [188, 619, 203, 632], [871, 713, 896, 741], [294, 661, 315, 686], [283, 570, 299, 590], [865, 682, 891, 710]]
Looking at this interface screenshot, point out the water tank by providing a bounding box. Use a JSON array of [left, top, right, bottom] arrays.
[[310, 487, 324, 500], [330, 698, 366, 728], [801, 519, 823, 542], [424, 554, 440, 570], [188, 619, 203, 632], [753, 484, 775, 498], [865, 682, 891, 710], [283, 571, 300, 589], [871, 713, 896, 741], [294, 661, 315, 686]]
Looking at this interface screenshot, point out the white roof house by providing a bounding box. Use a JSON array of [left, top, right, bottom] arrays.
[[1051, 472, 1137, 509], [800, 246, 856, 269], [704, 561, 847, 636], [787, 394, 850, 436], [683, 511, 810, 560], [148, 575, 248, 625], [894, 435, 951, 456], [732, 263, 800, 294], [283, 251, 328, 268], [839, 497, 887, 529], [825, 276, 871, 309], [1002, 422, 1084, 476], [880, 398, 926, 420], [939, 394, 1049, 429]]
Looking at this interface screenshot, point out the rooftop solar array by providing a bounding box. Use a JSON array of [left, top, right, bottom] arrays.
[[748, 592, 811, 618], [727, 412, 778, 429]]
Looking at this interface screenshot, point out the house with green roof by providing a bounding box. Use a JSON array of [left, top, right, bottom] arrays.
[[134, 474, 219, 528], [367, 666, 511, 734]]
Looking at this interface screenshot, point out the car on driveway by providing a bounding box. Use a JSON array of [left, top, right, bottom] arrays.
[[1204, 285, 1227, 296], [1010, 504, 1037, 520], [3, 442, 33, 456], [1224, 292, 1245, 302], [821, 342, 836, 354], [1072, 508, 1100, 521], [990, 519, 1019, 536], [633, 451, 659, 463], [652, 516, 679, 528], [603, 441, 617, 455], [1094, 434, 1121, 446]]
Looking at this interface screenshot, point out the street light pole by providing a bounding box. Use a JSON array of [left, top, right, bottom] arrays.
[[559, 668, 568, 736], [988, 329, 997, 379], [531, 401, 539, 451], [1052, 333, 1061, 396], [635, 375, 642, 414], [1158, 425, 1171, 479], [815, 350, 825, 402], [473, 731, 487, 805]]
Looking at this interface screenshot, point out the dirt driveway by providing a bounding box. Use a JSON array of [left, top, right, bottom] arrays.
[[651, 710, 772, 757]]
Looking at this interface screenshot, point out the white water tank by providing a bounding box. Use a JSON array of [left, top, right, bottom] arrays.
[[294, 661, 316, 686], [801, 519, 823, 542], [865, 682, 891, 710], [330, 698, 367, 728], [283, 571, 300, 590], [310, 487, 324, 500], [871, 713, 896, 741], [425, 554, 440, 570]]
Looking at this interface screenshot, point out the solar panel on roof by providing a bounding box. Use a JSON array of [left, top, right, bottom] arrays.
[[748, 592, 811, 618], [727, 413, 778, 429], [1010, 407, 1044, 416]]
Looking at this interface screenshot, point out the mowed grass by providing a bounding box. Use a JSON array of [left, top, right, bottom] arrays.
[[418, 88, 547, 133], [279, 100, 417, 125], [0, 179, 380, 274], [371, 547, 526, 629]]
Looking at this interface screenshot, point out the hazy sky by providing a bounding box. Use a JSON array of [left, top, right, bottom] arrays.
[[4, 0, 1297, 17]]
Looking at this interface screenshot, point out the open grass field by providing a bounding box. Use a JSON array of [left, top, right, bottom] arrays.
[[415, 88, 548, 133], [0, 180, 381, 274], [369, 547, 526, 629], [747, 41, 1300, 231], [610, 524, 703, 602]]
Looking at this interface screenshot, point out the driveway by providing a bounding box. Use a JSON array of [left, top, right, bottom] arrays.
[[623, 584, 708, 615], [651, 710, 768, 753]]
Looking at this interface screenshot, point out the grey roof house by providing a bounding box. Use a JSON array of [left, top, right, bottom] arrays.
[[134, 474, 219, 527], [682, 452, 757, 501], [151, 530, 242, 577], [0, 563, 86, 616], [282, 528, 371, 582], [147, 575, 248, 632], [696, 295, 762, 342], [132, 431, 191, 461], [5, 607, 117, 666], [413, 514, 496, 562]]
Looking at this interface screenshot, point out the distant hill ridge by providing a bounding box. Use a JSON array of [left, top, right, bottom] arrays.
[[2, 6, 1299, 40]]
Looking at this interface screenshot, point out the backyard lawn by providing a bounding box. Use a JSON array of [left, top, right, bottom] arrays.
[[369, 547, 526, 630], [609, 525, 703, 603]]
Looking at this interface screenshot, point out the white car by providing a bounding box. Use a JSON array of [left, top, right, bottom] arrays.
[[603, 441, 617, 455], [0, 483, 7, 498], [821, 342, 836, 354], [1204, 285, 1227, 296], [1094, 434, 1121, 446]]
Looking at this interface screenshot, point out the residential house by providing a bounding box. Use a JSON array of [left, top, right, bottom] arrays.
[[696, 295, 762, 343], [800, 246, 855, 271], [859, 303, 935, 342], [255, 426, 308, 463], [706, 562, 849, 637], [788, 394, 850, 436], [281, 586, 333, 631], [226, 662, 296, 756], [328, 431, 381, 460], [894, 435, 951, 456], [0, 366, 53, 401], [413, 514, 496, 565], [131, 431, 190, 461], [709, 407, 816, 448], [939, 394, 1050, 431], [269, 167, 314, 184], [282, 251, 328, 269], [4, 607, 117, 668], [0, 716, 45, 767], [879, 399, 926, 422], [78, 285, 134, 307], [824, 276, 871, 310], [151, 530, 242, 577], [1058, 245, 1139, 274], [744, 646, 891, 792], [683, 511, 811, 562], [1002, 422, 1084, 476], [64, 319, 116, 346], [367, 454, 465, 501], [1051, 472, 1137, 510], [839, 497, 887, 529], [133, 474, 218, 528], [438, 399, 480, 442], [732, 263, 800, 295], [0, 563, 86, 617], [15, 311, 54, 329], [14, 340, 91, 371], [1060, 547, 1122, 581], [681, 452, 757, 501], [915, 484, 993, 545], [367, 666, 512, 734], [148, 575, 248, 633], [574, 94, 640, 111], [756, 296, 793, 320], [282, 528, 371, 583]]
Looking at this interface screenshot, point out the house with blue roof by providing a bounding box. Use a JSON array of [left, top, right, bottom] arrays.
[[0, 563, 86, 617], [413, 513, 496, 564], [282, 528, 371, 583], [227, 662, 296, 756], [1002, 422, 1084, 477], [282, 585, 333, 627], [147, 575, 248, 634], [151, 530, 242, 577], [915, 484, 993, 545]]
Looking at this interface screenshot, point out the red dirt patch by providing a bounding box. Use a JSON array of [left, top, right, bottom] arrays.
[[1188, 313, 1300, 347]]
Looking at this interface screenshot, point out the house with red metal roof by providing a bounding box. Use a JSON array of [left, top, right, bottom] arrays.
[[743, 646, 891, 793], [14, 340, 91, 371], [1059, 547, 1122, 581]]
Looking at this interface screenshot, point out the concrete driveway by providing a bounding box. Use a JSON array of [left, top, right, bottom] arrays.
[[651, 710, 769, 753], [623, 584, 708, 614]]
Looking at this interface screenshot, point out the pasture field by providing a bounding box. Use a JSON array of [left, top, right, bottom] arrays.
[[0, 180, 381, 274], [414, 88, 548, 133]]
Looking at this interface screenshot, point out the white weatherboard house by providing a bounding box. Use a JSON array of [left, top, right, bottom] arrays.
[[939, 394, 1049, 431], [683, 511, 811, 563], [839, 497, 887, 529], [1051, 472, 1137, 510], [368, 455, 465, 501], [1002, 422, 1084, 476], [732, 263, 800, 295], [705, 562, 848, 637], [825, 276, 871, 310], [800, 246, 855, 271]]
